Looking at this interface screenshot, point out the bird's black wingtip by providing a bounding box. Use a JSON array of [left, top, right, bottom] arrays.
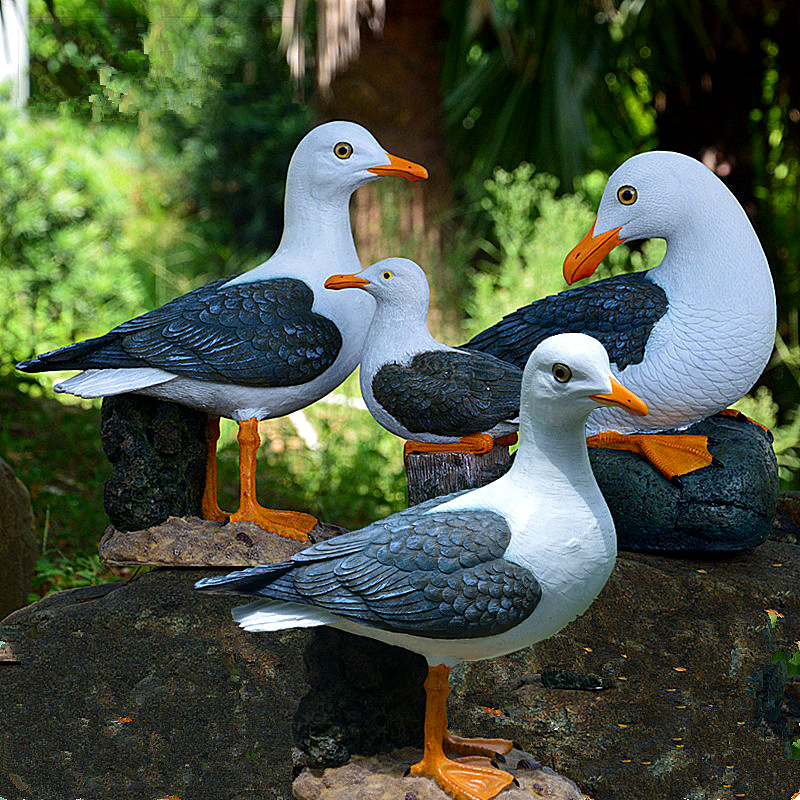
[[15, 357, 40, 373]]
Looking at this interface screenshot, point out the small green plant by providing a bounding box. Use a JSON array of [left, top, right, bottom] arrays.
[[462, 163, 666, 340], [765, 609, 800, 759]]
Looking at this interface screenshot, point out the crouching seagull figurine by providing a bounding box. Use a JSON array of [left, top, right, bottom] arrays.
[[324, 258, 521, 463], [465, 151, 776, 481], [196, 333, 648, 800], [16, 121, 427, 540]]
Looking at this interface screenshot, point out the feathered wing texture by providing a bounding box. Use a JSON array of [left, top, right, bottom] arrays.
[[197, 492, 541, 641], [464, 273, 668, 372], [17, 276, 343, 388], [371, 350, 523, 437]]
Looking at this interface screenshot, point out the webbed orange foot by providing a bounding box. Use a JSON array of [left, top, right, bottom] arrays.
[[410, 755, 514, 800], [587, 431, 713, 480], [443, 729, 514, 759]]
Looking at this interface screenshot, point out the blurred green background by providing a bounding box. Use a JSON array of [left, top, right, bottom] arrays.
[[1, 0, 799, 598]]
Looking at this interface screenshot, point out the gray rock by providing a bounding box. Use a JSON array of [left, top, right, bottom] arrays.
[[772, 491, 800, 545], [101, 394, 207, 531], [292, 748, 583, 799], [0, 457, 36, 621], [447, 540, 800, 800], [589, 412, 779, 551], [0, 568, 308, 800]]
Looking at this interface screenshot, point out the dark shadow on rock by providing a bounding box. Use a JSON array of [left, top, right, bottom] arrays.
[[101, 394, 206, 530], [293, 627, 427, 767]]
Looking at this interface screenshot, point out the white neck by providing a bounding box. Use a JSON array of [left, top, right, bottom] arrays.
[[649, 194, 774, 311]]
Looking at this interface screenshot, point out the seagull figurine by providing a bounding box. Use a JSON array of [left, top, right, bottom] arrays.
[[324, 258, 521, 462], [196, 332, 648, 800], [465, 151, 776, 480], [16, 121, 428, 540]]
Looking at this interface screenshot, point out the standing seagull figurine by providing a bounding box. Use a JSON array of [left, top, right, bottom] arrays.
[[324, 258, 521, 462], [465, 151, 776, 480], [196, 333, 648, 800], [16, 121, 427, 540]]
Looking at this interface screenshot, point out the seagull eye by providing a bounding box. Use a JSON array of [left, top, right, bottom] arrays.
[[334, 142, 353, 159], [617, 185, 637, 205], [382, 270, 393, 280], [552, 363, 572, 383]]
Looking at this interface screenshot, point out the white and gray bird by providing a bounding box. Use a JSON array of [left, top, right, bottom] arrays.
[[16, 121, 428, 539], [466, 151, 776, 480], [196, 332, 648, 800], [324, 258, 521, 460]]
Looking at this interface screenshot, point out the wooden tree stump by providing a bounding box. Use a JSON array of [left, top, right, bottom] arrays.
[[405, 445, 514, 507]]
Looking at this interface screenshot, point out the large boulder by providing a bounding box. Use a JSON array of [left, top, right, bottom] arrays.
[[589, 413, 779, 551], [0, 569, 309, 800], [0, 457, 36, 620]]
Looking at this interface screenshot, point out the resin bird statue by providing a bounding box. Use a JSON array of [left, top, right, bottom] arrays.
[[16, 121, 428, 540], [324, 258, 521, 462], [465, 151, 776, 481], [196, 332, 648, 800]]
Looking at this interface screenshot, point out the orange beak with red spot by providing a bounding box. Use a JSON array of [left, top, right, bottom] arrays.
[[563, 219, 626, 285], [367, 152, 429, 182]]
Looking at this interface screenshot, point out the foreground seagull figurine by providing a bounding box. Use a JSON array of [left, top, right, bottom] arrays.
[[324, 258, 521, 462], [196, 333, 648, 800], [465, 151, 776, 480], [16, 121, 427, 539]]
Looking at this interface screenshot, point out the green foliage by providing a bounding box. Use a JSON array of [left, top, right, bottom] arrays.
[[28, 0, 149, 117], [0, 104, 215, 377], [462, 163, 666, 339]]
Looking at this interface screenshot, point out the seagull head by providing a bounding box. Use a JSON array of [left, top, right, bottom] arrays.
[[521, 333, 648, 426], [324, 257, 430, 319], [563, 151, 722, 284], [287, 121, 428, 203]]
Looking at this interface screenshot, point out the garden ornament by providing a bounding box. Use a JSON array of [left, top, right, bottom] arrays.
[[196, 333, 648, 800], [17, 121, 427, 540]]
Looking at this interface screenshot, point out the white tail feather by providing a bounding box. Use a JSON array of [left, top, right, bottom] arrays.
[[55, 368, 175, 398], [232, 599, 338, 632]]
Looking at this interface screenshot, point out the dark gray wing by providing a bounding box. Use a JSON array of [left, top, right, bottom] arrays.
[[197, 493, 541, 640], [17, 277, 342, 387], [464, 272, 668, 371], [371, 350, 522, 437]]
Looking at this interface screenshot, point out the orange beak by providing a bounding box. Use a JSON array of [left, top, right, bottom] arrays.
[[590, 376, 648, 417], [367, 152, 429, 182], [563, 218, 625, 285], [324, 273, 371, 290]]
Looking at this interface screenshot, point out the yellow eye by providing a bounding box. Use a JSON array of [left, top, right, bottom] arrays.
[[552, 363, 572, 383], [382, 270, 393, 280], [617, 185, 637, 205], [334, 141, 353, 159]]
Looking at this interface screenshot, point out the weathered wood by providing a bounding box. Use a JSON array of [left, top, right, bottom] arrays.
[[405, 445, 514, 507], [98, 516, 344, 568]]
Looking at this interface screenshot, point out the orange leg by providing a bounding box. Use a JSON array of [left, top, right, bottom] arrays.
[[201, 416, 229, 522], [586, 431, 713, 481], [403, 433, 501, 464], [410, 665, 514, 800], [227, 418, 317, 541]]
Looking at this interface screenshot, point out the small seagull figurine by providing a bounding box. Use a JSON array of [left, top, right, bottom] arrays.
[[16, 121, 427, 540], [324, 258, 521, 461], [465, 151, 776, 481], [196, 332, 648, 800]]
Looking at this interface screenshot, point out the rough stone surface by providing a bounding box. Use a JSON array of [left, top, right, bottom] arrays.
[[772, 491, 800, 545], [0, 568, 309, 800], [588, 413, 779, 551], [0, 457, 36, 621], [99, 516, 346, 567], [294, 627, 427, 767], [446, 541, 800, 800], [101, 393, 206, 531], [406, 445, 514, 506], [292, 748, 583, 800]]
